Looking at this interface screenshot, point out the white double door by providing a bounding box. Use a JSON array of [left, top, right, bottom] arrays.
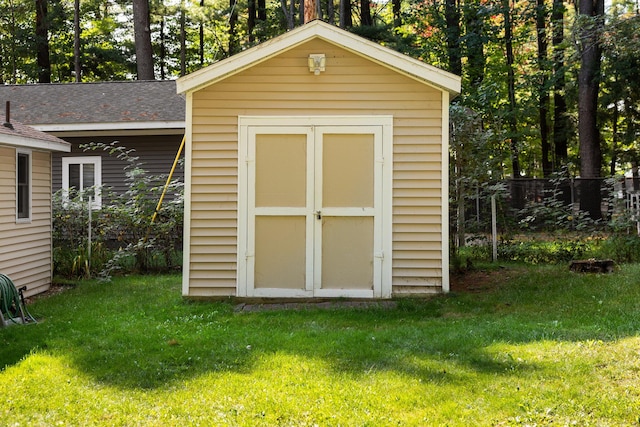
[[238, 117, 391, 298]]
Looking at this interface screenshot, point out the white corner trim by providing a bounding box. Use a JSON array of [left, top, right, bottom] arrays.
[[182, 93, 194, 297], [441, 92, 450, 293]]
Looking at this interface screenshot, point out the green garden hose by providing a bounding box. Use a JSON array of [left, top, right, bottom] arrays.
[[0, 273, 36, 325]]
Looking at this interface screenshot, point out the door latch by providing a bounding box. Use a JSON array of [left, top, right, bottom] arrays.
[[315, 210, 322, 220]]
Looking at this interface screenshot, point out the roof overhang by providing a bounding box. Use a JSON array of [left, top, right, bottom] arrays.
[[0, 133, 71, 152], [177, 20, 461, 96], [32, 121, 186, 137]]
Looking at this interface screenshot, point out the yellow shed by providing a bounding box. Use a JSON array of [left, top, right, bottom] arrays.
[[177, 20, 461, 299]]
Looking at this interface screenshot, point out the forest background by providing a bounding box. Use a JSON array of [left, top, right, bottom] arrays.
[[1, 0, 639, 227]]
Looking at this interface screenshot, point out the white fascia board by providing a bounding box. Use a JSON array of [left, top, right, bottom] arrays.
[[177, 20, 461, 96], [32, 121, 186, 135], [177, 25, 317, 94], [314, 25, 461, 95], [0, 134, 71, 152]]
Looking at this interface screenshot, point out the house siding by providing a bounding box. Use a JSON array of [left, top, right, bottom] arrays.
[[0, 147, 53, 297], [186, 39, 444, 297], [51, 134, 184, 196]]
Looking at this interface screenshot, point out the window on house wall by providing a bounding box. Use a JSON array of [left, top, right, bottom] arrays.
[[16, 150, 31, 221], [62, 156, 102, 209]]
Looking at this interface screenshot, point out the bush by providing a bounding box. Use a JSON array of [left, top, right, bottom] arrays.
[[596, 234, 640, 263], [53, 142, 183, 279]]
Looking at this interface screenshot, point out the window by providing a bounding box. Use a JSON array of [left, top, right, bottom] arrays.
[[62, 156, 102, 209], [16, 150, 31, 221]]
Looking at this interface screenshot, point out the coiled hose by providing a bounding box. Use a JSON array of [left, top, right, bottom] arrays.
[[0, 273, 36, 325]]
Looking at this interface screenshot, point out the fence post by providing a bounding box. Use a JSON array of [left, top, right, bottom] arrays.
[[88, 196, 92, 272], [491, 194, 497, 262]]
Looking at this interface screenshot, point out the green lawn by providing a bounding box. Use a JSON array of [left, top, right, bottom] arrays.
[[1, 265, 640, 426]]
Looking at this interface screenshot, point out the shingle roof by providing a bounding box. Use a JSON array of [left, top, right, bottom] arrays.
[[0, 120, 71, 151], [0, 80, 185, 126]]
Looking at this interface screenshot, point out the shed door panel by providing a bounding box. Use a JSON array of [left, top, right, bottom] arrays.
[[245, 124, 383, 298]]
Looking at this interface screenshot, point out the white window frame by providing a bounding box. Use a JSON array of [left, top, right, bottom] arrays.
[[62, 156, 102, 209], [16, 149, 32, 223]]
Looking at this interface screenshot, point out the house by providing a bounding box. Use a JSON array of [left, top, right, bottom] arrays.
[[177, 20, 461, 299], [0, 81, 185, 208], [0, 113, 71, 297]]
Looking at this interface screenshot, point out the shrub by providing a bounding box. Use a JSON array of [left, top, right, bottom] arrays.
[[53, 142, 184, 279]]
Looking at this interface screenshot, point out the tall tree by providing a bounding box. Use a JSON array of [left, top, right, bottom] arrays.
[[552, 0, 568, 167], [35, 0, 51, 83], [133, 0, 155, 80], [445, 0, 462, 76], [340, 0, 352, 28], [503, 0, 523, 206], [577, 0, 605, 219], [360, 0, 372, 25], [229, 0, 239, 53], [536, 0, 551, 177], [463, 1, 486, 102], [73, 0, 81, 82]]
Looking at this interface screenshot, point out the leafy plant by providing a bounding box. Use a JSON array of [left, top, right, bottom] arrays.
[[52, 141, 184, 279]]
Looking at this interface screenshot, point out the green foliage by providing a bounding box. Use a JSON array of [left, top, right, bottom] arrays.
[[598, 234, 640, 263], [497, 238, 592, 264], [3, 268, 640, 424], [52, 141, 183, 280]]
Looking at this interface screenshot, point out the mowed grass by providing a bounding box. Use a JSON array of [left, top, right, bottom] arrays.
[[2, 265, 640, 426]]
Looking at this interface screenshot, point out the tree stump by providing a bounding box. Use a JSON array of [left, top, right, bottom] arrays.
[[569, 259, 615, 273]]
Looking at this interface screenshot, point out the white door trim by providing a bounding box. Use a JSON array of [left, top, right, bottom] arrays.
[[238, 116, 393, 298]]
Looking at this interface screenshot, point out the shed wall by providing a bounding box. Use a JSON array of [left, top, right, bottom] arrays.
[[186, 39, 444, 297], [0, 146, 53, 296]]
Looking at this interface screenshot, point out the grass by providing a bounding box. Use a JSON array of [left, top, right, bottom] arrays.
[[1, 265, 640, 426]]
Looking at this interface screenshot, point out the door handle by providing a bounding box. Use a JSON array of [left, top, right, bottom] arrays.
[[315, 210, 322, 220]]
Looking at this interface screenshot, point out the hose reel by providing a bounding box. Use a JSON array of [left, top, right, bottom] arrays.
[[0, 273, 36, 327]]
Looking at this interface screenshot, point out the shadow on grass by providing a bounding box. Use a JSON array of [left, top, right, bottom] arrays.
[[2, 266, 639, 390]]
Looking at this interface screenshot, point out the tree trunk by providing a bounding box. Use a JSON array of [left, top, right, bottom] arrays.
[[199, 0, 204, 65], [132, 0, 155, 80], [392, 0, 401, 27], [552, 0, 568, 167], [281, 0, 295, 29], [248, 0, 256, 41], [304, 0, 317, 22], [159, 17, 165, 79], [445, 0, 462, 76], [74, 0, 81, 82], [360, 0, 372, 26], [35, 0, 51, 83], [610, 104, 618, 175], [180, 0, 186, 76], [577, 0, 604, 219], [504, 0, 523, 207], [340, 0, 352, 28], [536, 0, 551, 177], [464, 3, 485, 93], [229, 0, 239, 54]]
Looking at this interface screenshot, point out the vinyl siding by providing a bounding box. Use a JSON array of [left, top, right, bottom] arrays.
[[186, 38, 444, 297], [0, 147, 53, 296], [51, 134, 184, 197]]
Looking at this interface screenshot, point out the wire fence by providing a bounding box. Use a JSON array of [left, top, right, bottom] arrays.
[[455, 176, 640, 236]]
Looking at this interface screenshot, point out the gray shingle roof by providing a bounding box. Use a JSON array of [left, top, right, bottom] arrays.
[[0, 80, 185, 126]]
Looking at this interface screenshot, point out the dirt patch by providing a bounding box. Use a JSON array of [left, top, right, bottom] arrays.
[[25, 283, 75, 304], [450, 267, 516, 293]]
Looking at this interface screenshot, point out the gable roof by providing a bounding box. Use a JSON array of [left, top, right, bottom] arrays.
[[0, 121, 70, 152], [0, 80, 185, 135], [177, 20, 461, 96]]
